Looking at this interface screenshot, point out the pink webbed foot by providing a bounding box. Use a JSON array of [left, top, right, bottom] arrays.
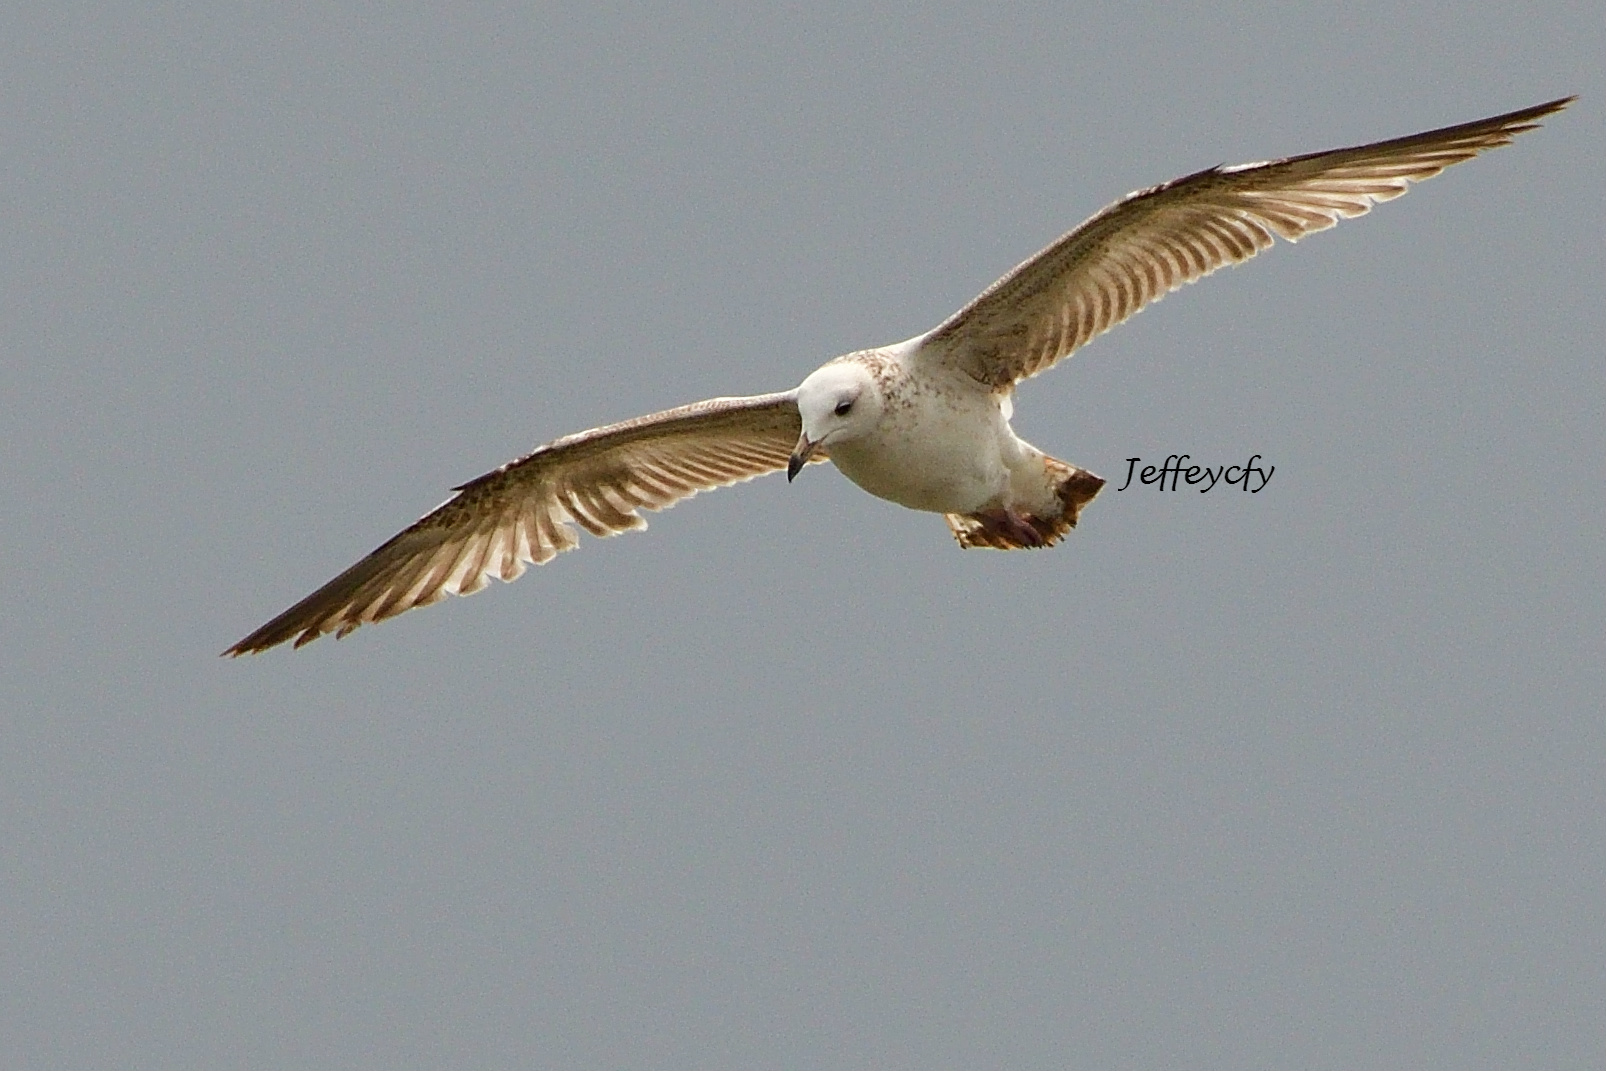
[[945, 507, 1051, 549], [988, 508, 1049, 548]]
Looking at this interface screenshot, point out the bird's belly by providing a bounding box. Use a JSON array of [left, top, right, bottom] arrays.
[[828, 430, 1004, 514]]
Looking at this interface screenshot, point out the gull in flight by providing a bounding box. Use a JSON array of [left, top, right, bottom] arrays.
[[228, 97, 1572, 655]]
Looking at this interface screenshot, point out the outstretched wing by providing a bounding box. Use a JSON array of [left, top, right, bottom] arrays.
[[920, 97, 1572, 388], [226, 391, 802, 654]]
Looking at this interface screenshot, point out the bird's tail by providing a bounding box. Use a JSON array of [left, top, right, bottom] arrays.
[[945, 459, 1105, 549]]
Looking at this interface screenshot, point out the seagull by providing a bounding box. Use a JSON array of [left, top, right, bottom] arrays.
[[227, 96, 1572, 655]]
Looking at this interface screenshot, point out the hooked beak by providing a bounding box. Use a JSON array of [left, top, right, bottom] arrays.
[[787, 432, 822, 482]]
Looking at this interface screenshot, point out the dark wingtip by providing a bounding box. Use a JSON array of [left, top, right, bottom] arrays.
[[221, 621, 319, 658], [221, 637, 264, 658]]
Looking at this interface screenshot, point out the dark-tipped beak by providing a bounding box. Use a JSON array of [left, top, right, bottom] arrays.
[[787, 432, 819, 482]]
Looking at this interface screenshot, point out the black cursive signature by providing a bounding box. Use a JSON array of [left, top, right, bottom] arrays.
[[1115, 455, 1274, 493]]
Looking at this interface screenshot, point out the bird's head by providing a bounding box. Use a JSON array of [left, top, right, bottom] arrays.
[[789, 361, 883, 481]]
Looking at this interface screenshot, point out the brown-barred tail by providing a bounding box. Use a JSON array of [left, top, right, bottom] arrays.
[[944, 459, 1105, 550]]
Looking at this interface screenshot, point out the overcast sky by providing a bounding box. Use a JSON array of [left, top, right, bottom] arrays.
[[3, 3, 1602, 1068]]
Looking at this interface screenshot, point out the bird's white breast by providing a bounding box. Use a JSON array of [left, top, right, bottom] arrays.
[[828, 366, 1013, 514]]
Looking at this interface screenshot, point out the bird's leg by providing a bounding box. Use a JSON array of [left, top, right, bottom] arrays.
[[1004, 507, 1050, 547], [971, 507, 1049, 548]]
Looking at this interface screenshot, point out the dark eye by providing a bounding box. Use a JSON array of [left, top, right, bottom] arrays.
[[834, 399, 854, 416]]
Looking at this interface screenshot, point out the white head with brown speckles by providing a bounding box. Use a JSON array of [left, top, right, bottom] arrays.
[[788, 360, 884, 481]]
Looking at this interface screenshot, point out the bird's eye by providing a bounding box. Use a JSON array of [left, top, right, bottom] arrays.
[[834, 399, 854, 416]]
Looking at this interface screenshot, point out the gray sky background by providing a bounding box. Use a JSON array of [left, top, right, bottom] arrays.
[[3, 3, 1602, 1068]]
